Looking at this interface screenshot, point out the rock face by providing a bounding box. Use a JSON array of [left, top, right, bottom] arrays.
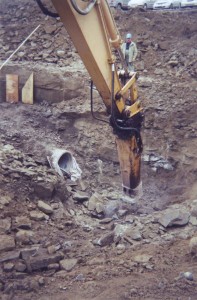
[[0, 65, 85, 103], [59, 258, 78, 272], [26, 250, 64, 271], [37, 200, 53, 215], [0, 235, 15, 252], [189, 237, 197, 255], [158, 209, 190, 228]]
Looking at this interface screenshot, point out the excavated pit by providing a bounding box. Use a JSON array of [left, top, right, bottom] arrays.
[[0, 61, 195, 212], [0, 1, 197, 299]]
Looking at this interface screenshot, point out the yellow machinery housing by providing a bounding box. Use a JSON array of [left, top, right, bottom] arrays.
[[37, 0, 144, 196]]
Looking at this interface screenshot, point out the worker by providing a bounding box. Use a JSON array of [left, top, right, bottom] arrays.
[[121, 33, 138, 72]]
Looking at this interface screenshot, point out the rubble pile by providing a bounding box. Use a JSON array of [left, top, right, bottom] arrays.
[[0, 0, 197, 299], [1, 141, 197, 299]]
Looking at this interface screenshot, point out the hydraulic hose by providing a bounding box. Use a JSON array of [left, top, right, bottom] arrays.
[[70, 0, 97, 15], [90, 81, 109, 124], [35, 0, 59, 17]]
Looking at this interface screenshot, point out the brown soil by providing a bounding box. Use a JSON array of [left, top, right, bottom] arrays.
[[0, 1, 197, 300]]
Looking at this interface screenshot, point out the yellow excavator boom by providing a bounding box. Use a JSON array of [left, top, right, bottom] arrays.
[[46, 0, 143, 196]]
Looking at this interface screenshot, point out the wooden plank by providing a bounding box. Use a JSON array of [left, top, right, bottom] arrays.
[[6, 74, 19, 103], [22, 73, 33, 104]]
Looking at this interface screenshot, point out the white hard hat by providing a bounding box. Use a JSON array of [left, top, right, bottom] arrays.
[[126, 33, 132, 39]]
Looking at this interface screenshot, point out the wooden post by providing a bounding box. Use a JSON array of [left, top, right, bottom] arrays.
[[22, 73, 34, 104], [6, 74, 19, 103]]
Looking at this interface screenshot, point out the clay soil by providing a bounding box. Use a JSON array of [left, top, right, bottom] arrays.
[[0, 1, 197, 300]]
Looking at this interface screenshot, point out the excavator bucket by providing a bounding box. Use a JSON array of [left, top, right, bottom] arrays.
[[116, 136, 141, 196]]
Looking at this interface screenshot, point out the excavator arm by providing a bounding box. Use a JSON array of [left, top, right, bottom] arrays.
[[40, 0, 144, 196]]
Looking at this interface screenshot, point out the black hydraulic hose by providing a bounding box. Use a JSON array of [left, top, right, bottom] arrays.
[[90, 81, 109, 124], [70, 0, 97, 15], [35, 0, 59, 18]]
